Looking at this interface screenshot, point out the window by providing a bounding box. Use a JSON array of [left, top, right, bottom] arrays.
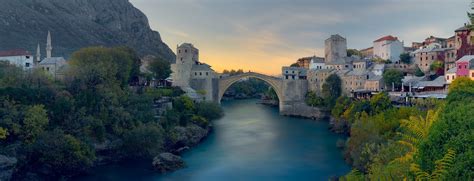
[[452, 75, 455, 79], [185, 49, 187, 53], [199, 72, 202, 76], [447, 76, 449, 80], [195, 72, 197, 76], [432, 56, 434, 60], [46, 67, 50, 71], [178, 50, 181, 53], [25, 63, 30, 67], [26, 56, 30, 59], [472, 72, 474, 77], [206, 72, 209, 76]]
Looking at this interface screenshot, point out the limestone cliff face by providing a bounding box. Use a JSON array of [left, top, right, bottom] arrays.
[[0, 0, 175, 61]]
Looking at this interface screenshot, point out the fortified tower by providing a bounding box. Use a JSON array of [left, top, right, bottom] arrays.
[[324, 34, 347, 63], [171, 43, 199, 87]]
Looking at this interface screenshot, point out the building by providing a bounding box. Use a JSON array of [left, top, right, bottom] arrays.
[[372, 64, 385, 76], [455, 55, 474, 78], [36, 31, 68, 79], [445, 67, 457, 84], [325, 34, 347, 63], [307, 69, 335, 94], [454, 26, 474, 59], [0, 49, 34, 69], [37, 57, 67, 79], [171, 43, 218, 101], [364, 75, 384, 92], [413, 43, 452, 73], [373, 35, 404, 63], [282, 67, 307, 80], [360, 47, 373, 58], [296, 56, 322, 69], [309, 56, 326, 70]]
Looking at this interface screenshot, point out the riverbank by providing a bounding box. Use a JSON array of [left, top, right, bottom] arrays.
[[77, 99, 350, 180]]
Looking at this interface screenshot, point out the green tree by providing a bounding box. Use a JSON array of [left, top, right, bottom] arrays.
[[415, 66, 425, 77], [0, 127, 7, 139], [347, 49, 362, 57], [148, 57, 172, 80], [400, 53, 412, 64], [429, 60, 444, 75], [305, 91, 325, 107], [411, 149, 456, 180], [30, 130, 95, 177], [122, 123, 164, 158], [322, 74, 342, 107], [290, 63, 300, 67], [383, 69, 404, 88], [369, 92, 392, 115], [195, 102, 223, 121], [22, 105, 49, 143]]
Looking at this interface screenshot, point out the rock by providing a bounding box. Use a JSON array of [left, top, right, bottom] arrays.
[[152, 153, 184, 173], [174, 146, 190, 154], [0, 155, 17, 181], [0, 0, 175, 61], [171, 124, 209, 147]]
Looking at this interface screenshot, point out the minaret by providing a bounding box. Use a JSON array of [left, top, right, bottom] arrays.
[[46, 31, 52, 58], [35, 43, 41, 65]]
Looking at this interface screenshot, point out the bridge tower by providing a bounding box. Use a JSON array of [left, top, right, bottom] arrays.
[[171, 43, 199, 87]]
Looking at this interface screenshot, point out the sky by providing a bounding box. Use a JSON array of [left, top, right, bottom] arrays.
[[130, 0, 470, 75]]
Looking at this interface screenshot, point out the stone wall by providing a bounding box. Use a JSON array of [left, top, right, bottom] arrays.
[[280, 101, 329, 119]]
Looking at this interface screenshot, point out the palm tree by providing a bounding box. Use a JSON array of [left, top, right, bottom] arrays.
[[410, 149, 456, 180]]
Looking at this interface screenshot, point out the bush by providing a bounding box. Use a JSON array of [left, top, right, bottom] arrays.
[[196, 102, 223, 121], [191, 115, 209, 128], [122, 123, 165, 158]]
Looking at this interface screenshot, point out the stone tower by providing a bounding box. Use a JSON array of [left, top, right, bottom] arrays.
[[46, 31, 52, 58], [35, 43, 41, 65], [324, 34, 347, 63], [170, 43, 199, 87]]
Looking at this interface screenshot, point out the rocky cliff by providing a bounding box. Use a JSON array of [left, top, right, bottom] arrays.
[[0, 0, 175, 61]]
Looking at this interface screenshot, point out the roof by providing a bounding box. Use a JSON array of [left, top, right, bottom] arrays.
[[310, 57, 325, 64], [373, 64, 385, 70], [39, 57, 66, 65], [0, 49, 31, 57], [446, 67, 457, 74], [456, 55, 474, 63], [415, 76, 446, 88], [412, 43, 450, 54], [326, 34, 346, 41], [360, 47, 373, 51], [374, 35, 398, 43], [178, 43, 196, 49], [191, 63, 213, 71], [455, 26, 470, 32], [368, 75, 383, 81]]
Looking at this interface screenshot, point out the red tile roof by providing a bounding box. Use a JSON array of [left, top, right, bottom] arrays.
[[0, 49, 31, 57], [374, 35, 398, 43]]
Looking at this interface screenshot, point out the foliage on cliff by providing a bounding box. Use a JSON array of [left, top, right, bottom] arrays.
[[339, 78, 474, 180], [0, 47, 221, 179]]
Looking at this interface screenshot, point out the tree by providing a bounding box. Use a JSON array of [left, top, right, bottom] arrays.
[[30, 130, 95, 177], [411, 149, 456, 180], [305, 91, 324, 107], [415, 66, 425, 77], [383, 69, 404, 88], [195, 102, 223, 121], [148, 57, 172, 80], [369, 92, 392, 115], [122, 123, 164, 158], [429, 60, 444, 75], [347, 49, 362, 57], [322, 74, 342, 107], [22, 105, 49, 143], [400, 53, 412, 64], [0, 127, 7, 139], [290, 63, 300, 67]]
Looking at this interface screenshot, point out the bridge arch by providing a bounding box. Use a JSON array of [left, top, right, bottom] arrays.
[[217, 72, 283, 105]]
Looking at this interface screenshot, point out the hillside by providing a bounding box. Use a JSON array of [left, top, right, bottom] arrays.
[[0, 0, 175, 61]]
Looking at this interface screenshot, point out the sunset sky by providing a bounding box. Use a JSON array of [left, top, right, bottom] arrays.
[[130, 0, 469, 75]]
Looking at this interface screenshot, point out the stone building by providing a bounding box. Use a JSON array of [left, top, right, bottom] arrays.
[[364, 75, 384, 92], [325, 34, 347, 63], [171, 43, 218, 101], [307, 69, 335, 94], [308, 57, 325, 70], [445, 67, 457, 84], [35, 31, 68, 79], [454, 26, 474, 59], [413, 43, 450, 73], [282, 67, 307, 80], [360, 47, 374, 58], [373, 35, 404, 63]]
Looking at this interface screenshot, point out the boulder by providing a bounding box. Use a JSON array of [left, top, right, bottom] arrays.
[[171, 124, 209, 147], [152, 153, 184, 173], [0, 155, 17, 181]]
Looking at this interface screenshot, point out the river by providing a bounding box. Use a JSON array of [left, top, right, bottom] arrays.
[[79, 99, 350, 180]]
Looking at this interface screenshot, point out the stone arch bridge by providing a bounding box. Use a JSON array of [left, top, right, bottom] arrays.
[[217, 72, 283, 105]]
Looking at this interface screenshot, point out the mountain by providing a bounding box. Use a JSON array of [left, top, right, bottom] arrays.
[[0, 0, 175, 62]]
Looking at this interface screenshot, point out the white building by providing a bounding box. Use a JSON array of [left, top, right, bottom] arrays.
[[0, 49, 34, 69], [373, 35, 404, 64], [309, 57, 325, 70]]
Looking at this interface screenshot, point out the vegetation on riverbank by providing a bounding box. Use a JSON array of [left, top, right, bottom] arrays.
[[0, 47, 223, 179], [331, 78, 474, 180]]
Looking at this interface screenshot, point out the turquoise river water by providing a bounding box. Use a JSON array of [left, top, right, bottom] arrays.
[[78, 99, 350, 181]]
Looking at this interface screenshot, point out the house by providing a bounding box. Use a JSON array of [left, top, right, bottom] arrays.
[[282, 67, 307, 80], [413, 43, 452, 74], [373, 35, 404, 64], [445, 67, 457, 84], [0, 49, 34, 69], [308, 56, 326, 70], [455, 55, 474, 78], [360, 47, 374, 58], [372, 64, 385, 76]]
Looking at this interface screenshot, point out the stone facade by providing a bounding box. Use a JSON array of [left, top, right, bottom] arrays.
[[373, 35, 404, 63], [325, 34, 347, 63]]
